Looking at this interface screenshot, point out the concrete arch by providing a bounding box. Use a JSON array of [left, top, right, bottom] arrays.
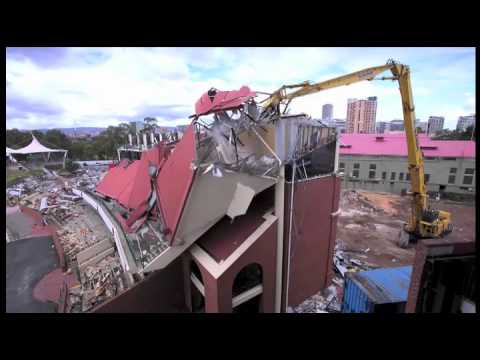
[[231, 263, 263, 313]]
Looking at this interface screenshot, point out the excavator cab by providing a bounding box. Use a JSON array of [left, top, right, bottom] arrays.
[[398, 208, 453, 248]]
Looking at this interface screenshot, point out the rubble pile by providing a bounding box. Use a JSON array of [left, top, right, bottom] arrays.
[[290, 281, 343, 313], [68, 255, 126, 313], [74, 168, 104, 190], [6, 174, 58, 206], [131, 221, 170, 267], [6, 166, 130, 313], [333, 243, 379, 278]]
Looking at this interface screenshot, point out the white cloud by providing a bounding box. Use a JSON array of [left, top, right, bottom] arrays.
[[5, 47, 475, 130]]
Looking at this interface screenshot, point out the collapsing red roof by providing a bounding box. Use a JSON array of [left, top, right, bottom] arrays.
[[194, 86, 256, 116], [155, 125, 196, 243], [96, 144, 170, 210]]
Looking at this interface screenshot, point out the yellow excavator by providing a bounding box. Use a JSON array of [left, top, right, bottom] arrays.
[[261, 59, 453, 247]]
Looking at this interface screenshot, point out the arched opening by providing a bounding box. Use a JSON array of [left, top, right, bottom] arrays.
[[232, 263, 263, 313], [190, 261, 205, 313]]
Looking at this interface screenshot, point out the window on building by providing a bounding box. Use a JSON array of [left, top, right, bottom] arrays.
[[391, 172, 396, 181], [353, 163, 360, 169], [450, 168, 457, 174], [448, 175, 455, 184], [406, 173, 411, 181], [369, 164, 376, 170], [382, 172, 386, 180], [399, 172, 404, 181], [424, 174, 430, 183], [339, 162, 345, 170], [369, 170, 376, 179], [463, 175, 473, 185], [463, 168, 474, 185], [352, 169, 359, 178]]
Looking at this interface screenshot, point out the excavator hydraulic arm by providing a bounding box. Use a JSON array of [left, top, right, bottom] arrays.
[[262, 60, 452, 246]]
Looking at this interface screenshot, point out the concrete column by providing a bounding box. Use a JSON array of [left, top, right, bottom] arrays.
[[128, 134, 133, 146], [143, 133, 148, 150], [136, 133, 141, 148], [150, 132, 155, 144], [274, 165, 285, 313], [334, 132, 340, 173]]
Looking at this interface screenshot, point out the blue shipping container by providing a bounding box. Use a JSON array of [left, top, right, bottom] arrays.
[[342, 266, 413, 313]]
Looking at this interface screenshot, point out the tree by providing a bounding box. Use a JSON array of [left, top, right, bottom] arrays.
[[143, 117, 158, 133], [44, 129, 72, 150], [6, 129, 31, 148], [432, 126, 475, 141]]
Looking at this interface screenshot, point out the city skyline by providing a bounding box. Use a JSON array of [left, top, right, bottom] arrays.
[[6, 47, 475, 130]]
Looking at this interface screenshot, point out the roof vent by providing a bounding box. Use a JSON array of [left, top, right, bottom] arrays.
[[375, 136, 384, 141]]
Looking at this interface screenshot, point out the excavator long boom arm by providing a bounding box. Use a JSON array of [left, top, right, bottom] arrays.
[[262, 60, 451, 241]]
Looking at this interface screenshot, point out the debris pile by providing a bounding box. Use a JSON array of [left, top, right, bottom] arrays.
[[333, 243, 379, 278], [290, 281, 344, 313], [132, 221, 170, 267], [74, 168, 104, 190], [68, 255, 126, 313]]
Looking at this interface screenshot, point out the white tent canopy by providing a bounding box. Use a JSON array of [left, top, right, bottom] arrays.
[[7, 134, 68, 167]]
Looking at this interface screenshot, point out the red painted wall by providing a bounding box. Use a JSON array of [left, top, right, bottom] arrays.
[[93, 258, 188, 313], [185, 218, 278, 313], [282, 175, 341, 309]]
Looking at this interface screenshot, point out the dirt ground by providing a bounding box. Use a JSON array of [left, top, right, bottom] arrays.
[[336, 189, 476, 268]]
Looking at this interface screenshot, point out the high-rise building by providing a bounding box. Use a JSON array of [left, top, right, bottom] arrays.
[[376, 121, 388, 134], [456, 115, 475, 132], [427, 116, 445, 135], [322, 104, 333, 123], [346, 97, 377, 134]]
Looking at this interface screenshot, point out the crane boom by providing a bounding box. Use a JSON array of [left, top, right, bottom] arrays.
[[262, 60, 452, 245]]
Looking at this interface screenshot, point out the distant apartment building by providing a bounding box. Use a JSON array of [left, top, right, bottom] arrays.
[[427, 116, 445, 135], [346, 97, 377, 134], [322, 104, 333, 123], [376, 121, 388, 134], [389, 119, 405, 132], [456, 115, 475, 132], [338, 133, 475, 196]]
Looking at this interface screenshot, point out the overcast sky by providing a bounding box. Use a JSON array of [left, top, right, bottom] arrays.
[[6, 47, 475, 130]]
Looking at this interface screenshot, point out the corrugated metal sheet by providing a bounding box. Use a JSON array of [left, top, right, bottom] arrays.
[[342, 266, 412, 313]]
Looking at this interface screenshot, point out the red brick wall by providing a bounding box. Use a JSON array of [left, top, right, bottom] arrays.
[[282, 175, 341, 309]]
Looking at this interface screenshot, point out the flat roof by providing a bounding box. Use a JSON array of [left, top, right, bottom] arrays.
[[340, 133, 475, 158]]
